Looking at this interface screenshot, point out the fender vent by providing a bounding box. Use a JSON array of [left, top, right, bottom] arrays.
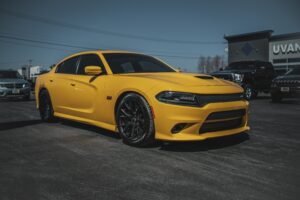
[[195, 76, 214, 80]]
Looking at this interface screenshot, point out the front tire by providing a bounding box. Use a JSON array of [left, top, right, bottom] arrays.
[[39, 90, 55, 122], [243, 84, 256, 100], [116, 93, 155, 147]]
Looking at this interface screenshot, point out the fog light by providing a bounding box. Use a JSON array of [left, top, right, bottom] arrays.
[[171, 123, 187, 134]]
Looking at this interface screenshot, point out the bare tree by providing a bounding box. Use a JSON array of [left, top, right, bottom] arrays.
[[198, 56, 206, 73], [198, 55, 226, 74]]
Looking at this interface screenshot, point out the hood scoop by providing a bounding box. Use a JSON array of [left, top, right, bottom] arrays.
[[195, 75, 214, 80]]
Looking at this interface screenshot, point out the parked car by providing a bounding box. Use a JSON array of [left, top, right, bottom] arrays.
[[0, 70, 31, 100], [35, 51, 249, 147], [211, 61, 276, 100], [271, 68, 300, 102]]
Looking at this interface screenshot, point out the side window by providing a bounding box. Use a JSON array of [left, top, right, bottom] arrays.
[[56, 56, 79, 74], [77, 54, 105, 75], [120, 62, 134, 73], [139, 61, 164, 72]]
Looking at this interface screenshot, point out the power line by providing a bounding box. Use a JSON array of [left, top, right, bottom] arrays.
[[0, 29, 220, 57], [0, 38, 72, 52], [0, 34, 93, 50], [0, 8, 225, 45], [0, 34, 200, 60]]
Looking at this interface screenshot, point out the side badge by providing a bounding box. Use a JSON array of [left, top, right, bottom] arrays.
[[107, 96, 112, 100]]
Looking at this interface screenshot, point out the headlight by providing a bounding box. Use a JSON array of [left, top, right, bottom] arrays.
[[22, 83, 29, 88], [233, 74, 243, 82], [156, 91, 199, 106]]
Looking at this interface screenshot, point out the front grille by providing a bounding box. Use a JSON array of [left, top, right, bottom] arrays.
[[275, 80, 300, 86], [196, 93, 244, 106], [199, 117, 244, 134], [199, 109, 246, 134], [3, 83, 23, 88], [206, 109, 246, 120]]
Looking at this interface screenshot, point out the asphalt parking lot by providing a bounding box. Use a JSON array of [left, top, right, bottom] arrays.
[[0, 96, 299, 200]]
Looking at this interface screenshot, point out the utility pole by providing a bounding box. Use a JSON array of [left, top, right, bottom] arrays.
[[27, 59, 32, 80]]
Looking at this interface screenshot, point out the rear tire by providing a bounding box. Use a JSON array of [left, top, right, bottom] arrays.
[[116, 93, 155, 147], [39, 90, 55, 122]]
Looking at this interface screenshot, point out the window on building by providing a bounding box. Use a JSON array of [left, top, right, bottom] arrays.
[[288, 58, 300, 63]]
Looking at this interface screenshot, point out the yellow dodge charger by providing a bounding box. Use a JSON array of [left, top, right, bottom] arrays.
[[35, 51, 249, 146]]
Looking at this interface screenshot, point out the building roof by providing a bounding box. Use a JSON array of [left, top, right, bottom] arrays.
[[270, 32, 300, 41], [224, 30, 274, 42]]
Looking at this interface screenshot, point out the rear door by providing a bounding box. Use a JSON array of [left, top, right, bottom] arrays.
[[49, 56, 79, 114]]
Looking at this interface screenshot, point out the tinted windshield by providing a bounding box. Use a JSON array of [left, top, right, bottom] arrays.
[[103, 53, 175, 74], [0, 71, 22, 79], [227, 63, 255, 70], [286, 68, 300, 75]]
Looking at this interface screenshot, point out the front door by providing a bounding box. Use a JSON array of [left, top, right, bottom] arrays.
[[68, 54, 107, 120]]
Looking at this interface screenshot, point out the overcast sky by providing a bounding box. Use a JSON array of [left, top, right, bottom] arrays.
[[0, 0, 299, 71]]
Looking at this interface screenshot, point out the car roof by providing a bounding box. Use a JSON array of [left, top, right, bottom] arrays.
[[73, 50, 143, 55]]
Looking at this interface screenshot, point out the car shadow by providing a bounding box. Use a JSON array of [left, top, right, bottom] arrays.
[[59, 119, 121, 139], [159, 132, 250, 152], [0, 119, 42, 131], [0, 117, 249, 151], [0, 98, 35, 102], [49, 119, 250, 150]]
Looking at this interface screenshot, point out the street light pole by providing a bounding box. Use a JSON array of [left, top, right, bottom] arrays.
[[27, 59, 32, 80]]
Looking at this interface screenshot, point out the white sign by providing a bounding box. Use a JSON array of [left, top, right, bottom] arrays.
[[273, 43, 300, 55]]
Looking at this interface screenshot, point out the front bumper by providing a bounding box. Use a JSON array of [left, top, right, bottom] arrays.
[[153, 100, 249, 141], [0, 87, 31, 98], [271, 85, 300, 98]]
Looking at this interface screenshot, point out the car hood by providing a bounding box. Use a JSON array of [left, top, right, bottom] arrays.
[[118, 72, 233, 86], [274, 75, 300, 81], [0, 78, 27, 84]]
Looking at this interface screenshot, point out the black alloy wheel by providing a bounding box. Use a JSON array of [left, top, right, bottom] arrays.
[[39, 90, 55, 122], [116, 93, 155, 146]]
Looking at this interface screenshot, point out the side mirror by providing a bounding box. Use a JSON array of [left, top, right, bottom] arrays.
[[85, 66, 103, 75]]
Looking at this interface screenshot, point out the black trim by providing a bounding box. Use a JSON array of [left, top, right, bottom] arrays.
[[196, 93, 244, 107]]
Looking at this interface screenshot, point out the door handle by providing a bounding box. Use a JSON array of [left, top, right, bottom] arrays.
[[49, 79, 53, 82], [70, 83, 76, 86]]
